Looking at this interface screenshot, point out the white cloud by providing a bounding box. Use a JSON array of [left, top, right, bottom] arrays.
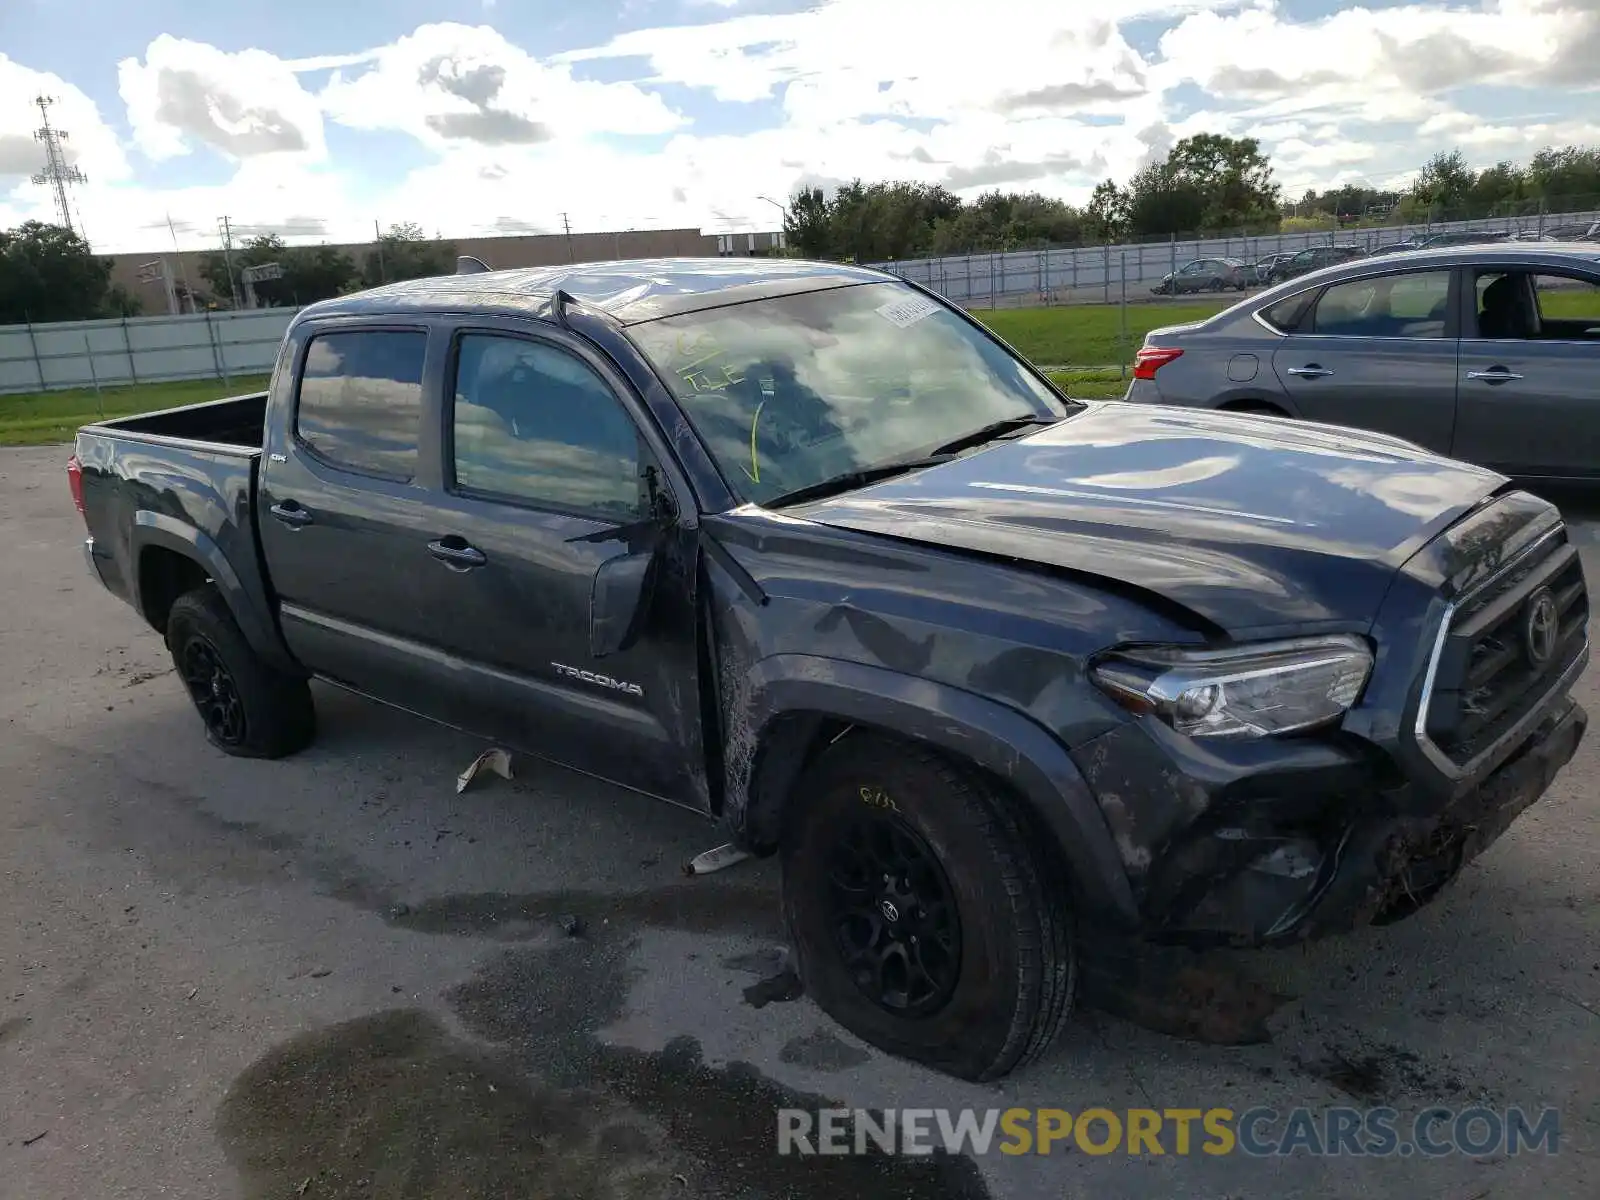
[[0, 54, 128, 185], [7, 1, 1600, 254], [320, 23, 685, 148], [117, 35, 327, 162]]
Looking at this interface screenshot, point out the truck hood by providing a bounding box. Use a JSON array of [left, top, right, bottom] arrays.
[[792, 402, 1507, 633]]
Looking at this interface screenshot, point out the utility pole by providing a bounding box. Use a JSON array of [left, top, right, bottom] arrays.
[[218, 216, 242, 309], [166, 214, 197, 312], [561, 212, 575, 263], [31, 96, 88, 238], [374, 218, 387, 283]]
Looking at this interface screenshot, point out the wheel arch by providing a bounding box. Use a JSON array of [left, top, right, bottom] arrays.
[[731, 655, 1140, 929], [130, 513, 298, 672]]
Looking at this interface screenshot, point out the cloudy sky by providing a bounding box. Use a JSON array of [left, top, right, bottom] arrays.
[[0, 0, 1596, 253]]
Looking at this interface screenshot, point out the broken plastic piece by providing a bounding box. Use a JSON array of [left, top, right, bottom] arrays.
[[684, 842, 752, 876], [456, 747, 514, 794]]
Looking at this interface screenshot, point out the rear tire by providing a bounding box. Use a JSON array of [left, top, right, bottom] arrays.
[[1226, 401, 1289, 417], [165, 586, 315, 759], [780, 735, 1075, 1081]]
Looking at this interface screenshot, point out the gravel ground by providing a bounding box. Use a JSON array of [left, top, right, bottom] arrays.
[[2, 443, 1597, 1199]]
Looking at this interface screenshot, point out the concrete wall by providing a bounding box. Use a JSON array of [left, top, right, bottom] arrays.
[[0, 309, 293, 395]]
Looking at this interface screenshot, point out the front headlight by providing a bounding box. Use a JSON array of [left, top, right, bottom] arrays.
[[1089, 635, 1373, 739]]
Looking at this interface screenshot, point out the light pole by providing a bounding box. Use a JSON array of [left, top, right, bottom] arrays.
[[756, 195, 786, 251]]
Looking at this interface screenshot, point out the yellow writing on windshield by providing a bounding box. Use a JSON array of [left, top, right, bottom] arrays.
[[672, 331, 746, 394]]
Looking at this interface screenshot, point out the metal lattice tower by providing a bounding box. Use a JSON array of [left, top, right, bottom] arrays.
[[31, 96, 88, 236]]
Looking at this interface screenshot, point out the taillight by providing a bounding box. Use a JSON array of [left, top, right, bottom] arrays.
[[67, 453, 86, 518], [1131, 346, 1184, 380]]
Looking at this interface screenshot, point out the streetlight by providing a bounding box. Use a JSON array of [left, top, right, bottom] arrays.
[[756, 195, 787, 252]]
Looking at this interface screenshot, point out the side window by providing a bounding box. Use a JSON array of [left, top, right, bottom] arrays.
[[451, 334, 643, 519], [1258, 291, 1314, 333], [1310, 271, 1450, 338], [1532, 274, 1600, 334], [296, 330, 426, 481]]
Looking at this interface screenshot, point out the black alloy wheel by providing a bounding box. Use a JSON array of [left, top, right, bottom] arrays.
[[825, 809, 962, 1017], [180, 635, 247, 746]]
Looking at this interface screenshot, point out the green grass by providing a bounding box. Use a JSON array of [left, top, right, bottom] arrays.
[[1048, 369, 1129, 400], [0, 376, 270, 446], [975, 302, 1230, 368]]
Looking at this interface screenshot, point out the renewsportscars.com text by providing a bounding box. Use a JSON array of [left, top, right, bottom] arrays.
[[777, 1106, 1560, 1158]]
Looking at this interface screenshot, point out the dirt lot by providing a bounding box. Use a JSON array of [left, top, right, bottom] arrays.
[[2, 442, 1597, 1199]]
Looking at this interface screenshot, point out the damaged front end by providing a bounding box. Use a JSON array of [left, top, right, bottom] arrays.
[[1073, 495, 1590, 948]]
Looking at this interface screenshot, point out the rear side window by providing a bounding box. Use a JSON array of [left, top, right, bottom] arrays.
[[1258, 292, 1314, 332], [296, 330, 427, 480]]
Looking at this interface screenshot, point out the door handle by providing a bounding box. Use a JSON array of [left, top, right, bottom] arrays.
[[1466, 368, 1524, 383], [1286, 365, 1334, 378], [427, 537, 488, 570], [269, 501, 313, 528]]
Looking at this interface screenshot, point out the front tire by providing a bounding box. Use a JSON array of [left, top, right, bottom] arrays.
[[165, 586, 315, 759], [780, 736, 1075, 1081]]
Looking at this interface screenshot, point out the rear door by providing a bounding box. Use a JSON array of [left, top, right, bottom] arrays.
[[410, 323, 707, 805], [258, 319, 457, 707], [1451, 265, 1600, 478], [1271, 267, 1460, 453]]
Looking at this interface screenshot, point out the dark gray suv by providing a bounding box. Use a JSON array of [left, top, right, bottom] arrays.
[[1123, 243, 1600, 480]]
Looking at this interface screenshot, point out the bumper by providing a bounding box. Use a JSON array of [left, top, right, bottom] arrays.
[[83, 536, 108, 585], [1073, 699, 1586, 947]]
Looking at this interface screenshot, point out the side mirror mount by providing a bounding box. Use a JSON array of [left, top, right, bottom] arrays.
[[590, 550, 660, 659]]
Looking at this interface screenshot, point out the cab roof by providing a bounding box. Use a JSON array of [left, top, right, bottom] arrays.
[[296, 256, 896, 327]]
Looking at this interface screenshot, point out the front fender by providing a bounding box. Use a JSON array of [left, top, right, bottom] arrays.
[[131, 512, 297, 672], [735, 653, 1140, 929]]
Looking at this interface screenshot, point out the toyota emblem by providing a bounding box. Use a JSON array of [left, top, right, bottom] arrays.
[[879, 899, 901, 923], [1523, 589, 1559, 668]]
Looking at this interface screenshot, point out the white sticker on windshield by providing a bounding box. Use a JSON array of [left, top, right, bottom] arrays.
[[876, 294, 942, 328]]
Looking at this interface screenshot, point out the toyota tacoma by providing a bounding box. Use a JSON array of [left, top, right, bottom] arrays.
[[70, 257, 1588, 1080]]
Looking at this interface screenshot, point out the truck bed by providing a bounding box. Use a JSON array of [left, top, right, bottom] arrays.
[[88, 391, 269, 451], [74, 390, 278, 657]]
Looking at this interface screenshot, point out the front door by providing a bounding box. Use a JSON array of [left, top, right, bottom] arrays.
[[1271, 267, 1460, 455], [1451, 266, 1600, 479], [413, 326, 706, 805]]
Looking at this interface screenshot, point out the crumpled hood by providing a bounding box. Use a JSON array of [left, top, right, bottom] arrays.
[[792, 401, 1508, 632]]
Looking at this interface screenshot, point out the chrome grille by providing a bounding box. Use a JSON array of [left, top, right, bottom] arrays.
[[1424, 526, 1588, 767]]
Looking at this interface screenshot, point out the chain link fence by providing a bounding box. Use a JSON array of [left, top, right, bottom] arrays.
[[872, 206, 1600, 309]]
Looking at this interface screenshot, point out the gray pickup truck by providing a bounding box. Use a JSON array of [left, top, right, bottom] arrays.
[[71, 257, 1588, 1080]]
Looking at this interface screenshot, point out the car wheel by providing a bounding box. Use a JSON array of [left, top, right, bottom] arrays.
[[165, 586, 316, 758], [780, 734, 1075, 1081], [1226, 401, 1289, 417]]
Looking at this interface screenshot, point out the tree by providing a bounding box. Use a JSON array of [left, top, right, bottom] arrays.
[[1124, 162, 1207, 238], [362, 222, 457, 286], [199, 233, 358, 308], [1527, 146, 1600, 207], [1085, 179, 1130, 242], [0, 221, 118, 323], [1411, 150, 1476, 214], [784, 187, 834, 258], [1162, 133, 1281, 229]]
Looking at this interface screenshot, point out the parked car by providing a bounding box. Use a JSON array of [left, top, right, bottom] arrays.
[[72, 256, 1587, 1081], [1371, 240, 1424, 255], [1252, 252, 1297, 283], [1265, 244, 1366, 282], [1151, 257, 1251, 294], [1123, 243, 1600, 479], [1413, 230, 1513, 249], [1545, 221, 1600, 241]]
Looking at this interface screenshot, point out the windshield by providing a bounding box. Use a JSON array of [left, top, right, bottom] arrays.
[[628, 282, 1070, 505]]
